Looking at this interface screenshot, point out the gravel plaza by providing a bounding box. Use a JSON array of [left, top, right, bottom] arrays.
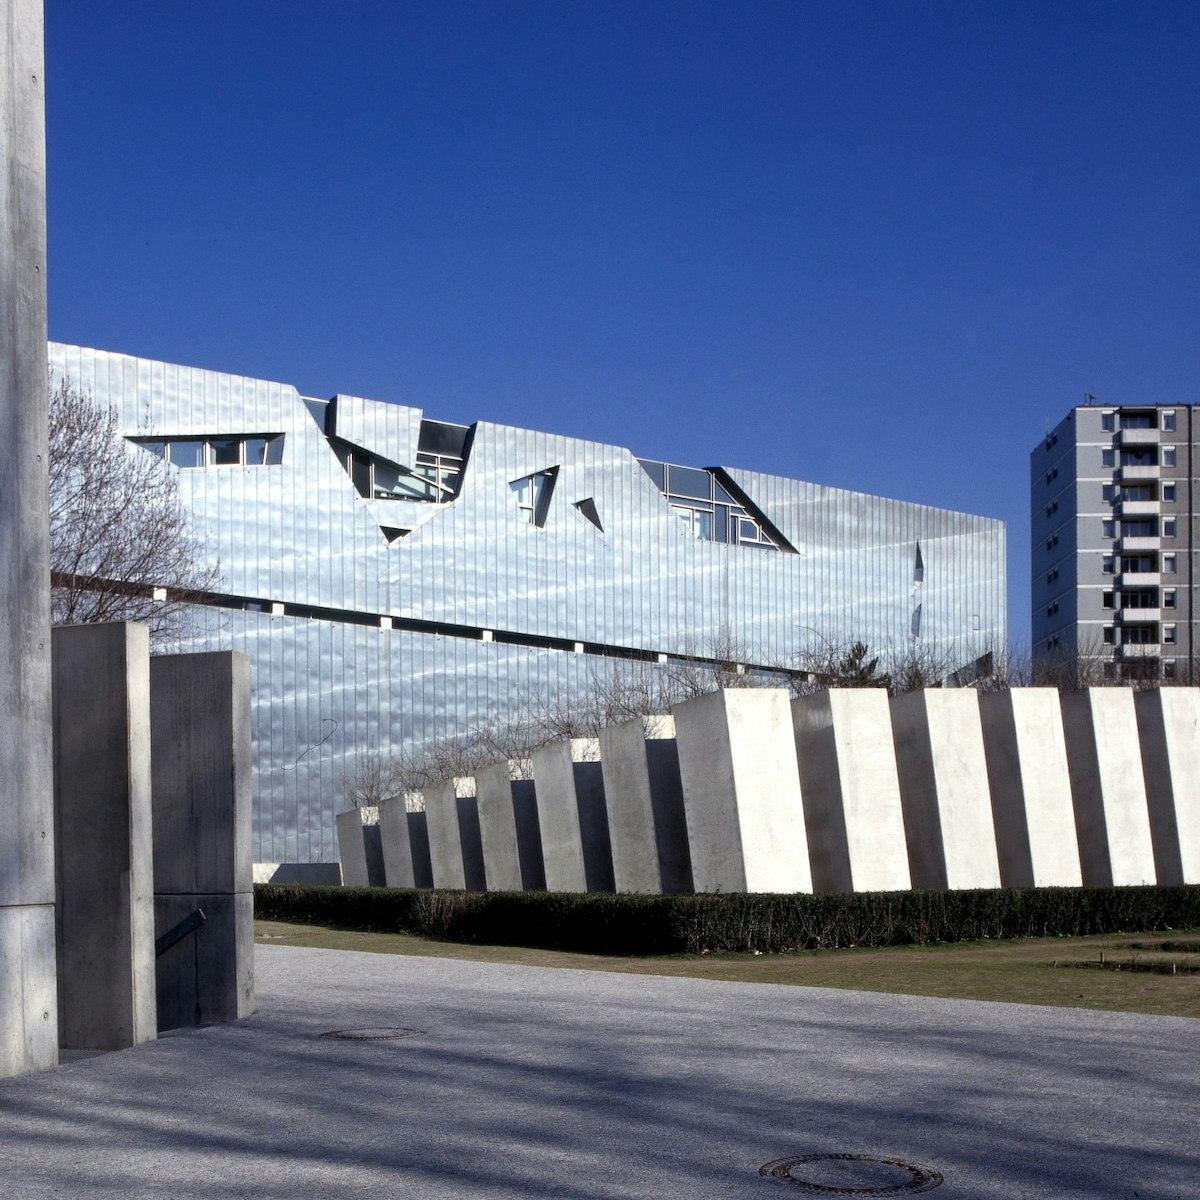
[[0, 944, 1196, 1198]]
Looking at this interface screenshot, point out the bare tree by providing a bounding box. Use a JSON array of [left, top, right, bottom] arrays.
[[48, 377, 219, 638]]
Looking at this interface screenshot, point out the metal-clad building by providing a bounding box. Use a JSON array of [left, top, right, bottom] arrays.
[[52, 344, 1006, 867]]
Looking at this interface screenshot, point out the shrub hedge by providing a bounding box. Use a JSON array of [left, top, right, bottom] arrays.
[[254, 882, 1200, 956]]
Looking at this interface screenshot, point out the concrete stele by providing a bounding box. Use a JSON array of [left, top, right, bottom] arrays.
[[377, 796, 417, 889], [1060, 689, 1156, 887], [424, 778, 481, 890], [1134, 688, 1200, 884], [531, 739, 615, 893], [979, 689, 1082, 888], [0, 0, 57, 1078], [52, 623, 157, 1050], [672, 689, 811, 894], [150, 652, 255, 1032], [889, 689, 1000, 891], [474, 761, 524, 892], [335, 807, 385, 887], [792, 689, 911, 894]]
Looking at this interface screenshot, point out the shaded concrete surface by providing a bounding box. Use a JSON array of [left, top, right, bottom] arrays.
[[0, 946, 1195, 1199]]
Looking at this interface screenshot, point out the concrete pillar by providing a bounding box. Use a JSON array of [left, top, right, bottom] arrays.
[[599, 714, 692, 894], [377, 796, 417, 889], [335, 807, 385, 887], [52, 623, 156, 1050], [474, 761, 524, 891], [150, 652, 255, 1032], [889, 689, 1001, 891], [1060, 689, 1156, 887], [424, 778, 484, 890], [793, 689, 911, 893], [407, 809, 434, 888], [530, 739, 615, 893], [0, 0, 57, 1078], [1134, 688, 1200, 884], [673, 689, 811, 894], [979, 689, 1082, 888], [512, 770, 546, 890]]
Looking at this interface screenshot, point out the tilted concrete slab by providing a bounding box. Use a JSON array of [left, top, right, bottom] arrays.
[[334, 807, 384, 888], [979, 689, 1081, 887], [474, 761, 525, 892], [531, 739, 615, 893], [673, 689, 810, 894], [1060, 688, 1156, 887], [52, 623, 157, 1051], [890, 689, 1000, 890], [423, 778, 483, 890], [377, 796, 417, 889], [1135, 687, 1200, 884], [793, 689, 910, 894]]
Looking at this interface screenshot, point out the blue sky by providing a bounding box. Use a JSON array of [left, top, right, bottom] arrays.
[[44, 1, 1200, 649]]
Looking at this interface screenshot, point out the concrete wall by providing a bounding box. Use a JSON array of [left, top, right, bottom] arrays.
[[1135, 688, 1200, 884], [530, 739, 614, 893], [0, 0, 57, 1078], [1060, 689, 1156, 887], [150, 652, 255, 1032], [793, 689, 910, 893], [52, 623, 157, 1050], [890, 689, 1000, 891], [335, 808, 385, 888], [474, 761, 524, 892], [979, 689, 1082, 888], [424, 779, 468, 889], [673, 689, 811, 894], [377, 797, 416, 888]]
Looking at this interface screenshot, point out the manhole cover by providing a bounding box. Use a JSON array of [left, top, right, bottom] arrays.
[[320, 1027, 423, 1041], [758, 1154, 943, 1195]]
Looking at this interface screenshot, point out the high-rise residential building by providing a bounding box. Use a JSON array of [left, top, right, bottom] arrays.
[[52, 343, 1006, 871], [1032, 402, 1198, 681]]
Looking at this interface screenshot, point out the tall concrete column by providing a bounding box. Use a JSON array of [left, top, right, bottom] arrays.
[[0, 0, 57, 1077]]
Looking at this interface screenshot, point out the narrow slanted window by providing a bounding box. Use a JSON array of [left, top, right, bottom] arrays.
[[510, 468, 558, 527], [913, 542, 924, 583], [574, 497, 603, 532]]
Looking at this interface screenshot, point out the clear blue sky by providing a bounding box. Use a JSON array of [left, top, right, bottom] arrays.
[[44, 1, 1200, 651]]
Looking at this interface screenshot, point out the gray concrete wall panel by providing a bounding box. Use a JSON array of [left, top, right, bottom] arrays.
[[52, 623, 156, 1050], [377, 797, 416, 889], [890, 690, 1000, 891], [530, 741, 592, 893], [423, 780, 468, 890], [980, 690, 1082, 888], [793, 689, 911, 894], [1060, 689, 1155, 887], [599, 716, 666, 894], [474, 761, 524, 892], [335, 808, 384, 888], [674, 689, 811, 894], [1135, 689, 1200, 884]]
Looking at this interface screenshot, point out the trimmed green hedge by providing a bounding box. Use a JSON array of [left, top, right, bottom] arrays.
[[254, 882, 1200, 956]]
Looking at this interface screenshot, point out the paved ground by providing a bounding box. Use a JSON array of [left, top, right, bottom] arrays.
[[0, 945, 1197, 1199]]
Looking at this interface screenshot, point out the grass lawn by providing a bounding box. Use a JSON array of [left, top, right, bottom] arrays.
[[255, 920, 1200, 1019]]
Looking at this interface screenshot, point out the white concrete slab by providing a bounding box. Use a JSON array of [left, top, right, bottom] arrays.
[[793, 689, 910, 893], [531, 740, 614, 893], [890, 689, 1001, 890], [377, 796, 417, 889], [1060, 689, 1156, 887], [474, 761, 524, 892], [1135, 687, 1200, 884], [979, 689, 1082, 888], [673, 689, 811, 894], [423, 779, 470, 890], [334, 807, 382, 888]]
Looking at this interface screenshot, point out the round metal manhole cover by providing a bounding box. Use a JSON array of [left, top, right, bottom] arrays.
[[320, 1027, 423, 1041], [758, 1154, 943, 1195]]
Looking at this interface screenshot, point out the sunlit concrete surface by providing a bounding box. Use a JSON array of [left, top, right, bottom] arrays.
[[0, 945, 1196, 1198]]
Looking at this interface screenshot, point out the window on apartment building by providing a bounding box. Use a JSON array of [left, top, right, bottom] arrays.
[[1120, 519, 1157, 537], [1162, 411, 1177, 431], [1163, 518, 1177, 537], [1103, 626, 1115, 644], [1163, 553, 1177, 573], [1121, 485, 1153, 501], [1102, 449, 1115, 467], [1163, 446, 1177, 466], [1121, 590, 1158, 609], [1120, 411, 1155, 429], [1164, 624, 1177, 644], [1164, 660, 1177, 679], [1102, 519, 1115, 538], [1102, 484, 1115, 502], [1121, 555, 1155, 573], [1164, 589, 1177, 608], [1121, 625, 1154, 644], [1120, 447, 1157, 467], [1163, 483, 1176, 501], [1102, 591, 1114, 608], [1102, 412, 1116, 432], [1102, 556, 1115, 574]]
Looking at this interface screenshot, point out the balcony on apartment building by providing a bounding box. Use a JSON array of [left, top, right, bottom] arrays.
[[1115, 427, 1162, 447]]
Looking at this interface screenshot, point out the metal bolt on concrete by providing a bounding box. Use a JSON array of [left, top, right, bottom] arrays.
[[0, 945, 1196, 1199]]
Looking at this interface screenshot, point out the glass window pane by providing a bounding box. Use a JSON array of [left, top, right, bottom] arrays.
[[168, 440, 205, 468], [666, 465, 712, 499], [637, 459, 666, 491], [244, 437, 270, 464], [210, 438, 241, 465]]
